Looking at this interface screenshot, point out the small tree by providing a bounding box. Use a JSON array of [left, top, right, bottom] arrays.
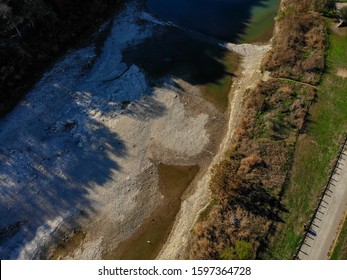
[[318, 0, 336, 17], [220, 241, 253, 260], [340, 6, 347, 23]]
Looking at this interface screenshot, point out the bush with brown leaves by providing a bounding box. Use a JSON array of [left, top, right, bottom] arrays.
[[264, 1, 326, 85]]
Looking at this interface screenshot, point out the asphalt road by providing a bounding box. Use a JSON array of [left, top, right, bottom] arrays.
[[297, 141, 347, 260]]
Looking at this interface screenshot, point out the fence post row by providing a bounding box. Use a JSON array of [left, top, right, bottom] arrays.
[[294, 134, 347, 260]]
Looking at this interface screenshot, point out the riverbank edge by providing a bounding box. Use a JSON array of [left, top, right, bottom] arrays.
[[158, 42, 272, 259], [186, 0, 328, 260]]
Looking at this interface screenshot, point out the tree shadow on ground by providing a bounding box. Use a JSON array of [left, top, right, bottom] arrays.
[[0, 41, 165, 260], [232, 184, 288, 223], [0, 103, 127, 258]]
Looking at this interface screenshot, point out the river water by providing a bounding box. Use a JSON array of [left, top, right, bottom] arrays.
[[124, 0, 279, 94], [146, 0, 279, 42]]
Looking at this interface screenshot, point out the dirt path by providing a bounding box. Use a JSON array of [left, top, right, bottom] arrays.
[[158, 43, 271, 259], [297, 141, 347, 260]]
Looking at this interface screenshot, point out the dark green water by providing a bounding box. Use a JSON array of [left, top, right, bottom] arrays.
[[146, 0, 278, 42], [123, 29, 230, 84], [124, 0, 279, 101]]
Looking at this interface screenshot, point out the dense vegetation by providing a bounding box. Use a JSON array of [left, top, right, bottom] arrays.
[[0, 0, 125, 117], [264, 0, 325, 84], [189, 0, 327, 260], [189, 80, 316, 259]]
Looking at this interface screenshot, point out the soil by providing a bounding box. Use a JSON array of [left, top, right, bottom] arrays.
[[336, 68, 347, 79]]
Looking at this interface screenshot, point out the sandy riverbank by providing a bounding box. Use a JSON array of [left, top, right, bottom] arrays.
[[158, 43, 271, 259]]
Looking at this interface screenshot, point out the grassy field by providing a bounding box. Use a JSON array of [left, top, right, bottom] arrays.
[[264, 20, 347, 259], [331, 214, 347, 259]]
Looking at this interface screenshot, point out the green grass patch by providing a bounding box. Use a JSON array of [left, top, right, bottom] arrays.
[[221, 241, 253, 260], [238, 0, 280, 43], [197, 198, 218, 223], [264, 21, 347, 260], [331, 215, 347, 259], [201, 52, 240, 112]]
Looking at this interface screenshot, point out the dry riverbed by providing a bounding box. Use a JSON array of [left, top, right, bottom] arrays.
[[0, 1, 271, 260], [0, 2, 225, 260]]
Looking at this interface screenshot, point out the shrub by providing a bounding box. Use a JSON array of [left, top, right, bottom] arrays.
[[221, 241, 253, 260], [316, 0, 337, 17], [264, 8, 325, 85], [340, 6, 347, 22]]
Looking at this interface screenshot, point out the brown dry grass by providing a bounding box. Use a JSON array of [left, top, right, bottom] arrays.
[[264, 1, 326, 85]]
